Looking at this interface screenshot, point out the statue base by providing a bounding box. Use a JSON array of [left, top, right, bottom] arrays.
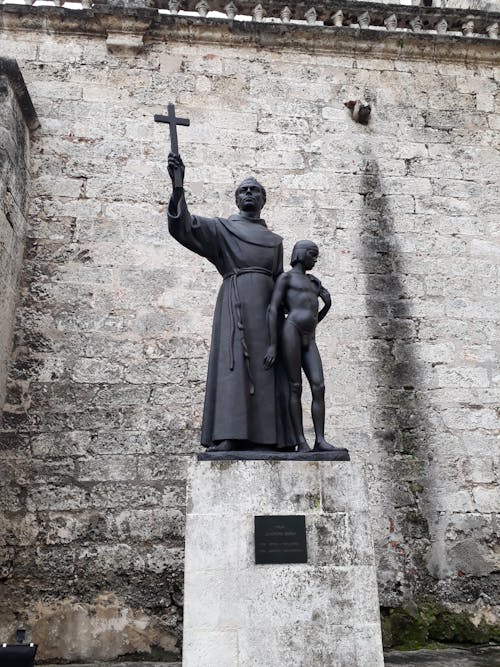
[[198, 447, 350, 461], [182, 458, 384, 666]]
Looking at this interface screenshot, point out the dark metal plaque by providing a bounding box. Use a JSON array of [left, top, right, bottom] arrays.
[[254, 515, 307, 565]]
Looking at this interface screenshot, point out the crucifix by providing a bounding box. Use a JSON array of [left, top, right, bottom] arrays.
[[154, 102, 190, 187]]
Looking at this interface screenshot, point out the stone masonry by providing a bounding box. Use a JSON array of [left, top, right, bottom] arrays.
[[0, 1, 499, 662], [0, 59, 38, 406], [183, 461, 384, 666]]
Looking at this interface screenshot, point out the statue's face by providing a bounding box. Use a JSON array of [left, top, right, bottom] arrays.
[[302, 245, 318, 270], [235, 182, 265, 215]]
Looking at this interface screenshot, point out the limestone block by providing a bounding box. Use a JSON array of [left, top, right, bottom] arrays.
[[183, 460, 384, 666]]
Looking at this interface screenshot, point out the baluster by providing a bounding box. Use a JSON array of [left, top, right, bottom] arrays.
[[280, 6, 291, 23], [462, 16, 474, 36], [305, 7, 316, 24], [357, 11, 370, 29], [486, 22, 498, 38], [435, 17, 447, 33], [384, 14, 397, 30], [196, 0, 209, 16], [225, 1, 237, 18], [332, 9, 343, 26], [410, 16, 423, 32], [253, 3, 264, 21]]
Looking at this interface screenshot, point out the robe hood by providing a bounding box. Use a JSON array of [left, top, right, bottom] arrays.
[[219, 214, 283, 248]]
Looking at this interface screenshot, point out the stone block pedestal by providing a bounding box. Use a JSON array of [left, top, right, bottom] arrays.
[[183, 459, 384, 666]]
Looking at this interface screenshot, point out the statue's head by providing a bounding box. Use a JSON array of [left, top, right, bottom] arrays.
[[290, 240, 319, 270], [235, 177, 266, 215]]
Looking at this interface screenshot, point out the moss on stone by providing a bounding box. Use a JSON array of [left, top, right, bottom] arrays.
[[381, 601, 500, 650]]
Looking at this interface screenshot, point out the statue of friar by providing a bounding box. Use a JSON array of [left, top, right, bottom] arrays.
[[167, 153, 286, 453]]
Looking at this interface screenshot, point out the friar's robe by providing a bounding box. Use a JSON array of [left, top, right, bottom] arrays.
[[168, 192, 284, 447]]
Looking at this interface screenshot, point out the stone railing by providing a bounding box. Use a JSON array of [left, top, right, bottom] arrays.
[[154, 0, 498, 37], [1, 0, 498, 38]]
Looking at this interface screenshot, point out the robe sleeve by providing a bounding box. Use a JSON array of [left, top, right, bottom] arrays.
[[168, 190, 219, 264], [273, 244, 284, 279]]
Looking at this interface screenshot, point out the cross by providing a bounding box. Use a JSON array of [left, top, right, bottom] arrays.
[[154, 102, 190, 187]]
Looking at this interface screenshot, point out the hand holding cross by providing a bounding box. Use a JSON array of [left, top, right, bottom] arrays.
[[154, 102, 190, 188]]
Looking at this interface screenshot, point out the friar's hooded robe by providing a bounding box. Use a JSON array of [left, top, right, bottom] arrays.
[[168, 191, 286, 447]]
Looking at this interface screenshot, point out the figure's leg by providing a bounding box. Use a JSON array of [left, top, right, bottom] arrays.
[[281, 321, 310, 452], [302, 342, 335, 451]]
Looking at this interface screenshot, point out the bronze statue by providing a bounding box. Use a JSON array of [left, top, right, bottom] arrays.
[[159, 104, 348, 460], [167, 153, 284, 452], [265, 241, 337, 453]]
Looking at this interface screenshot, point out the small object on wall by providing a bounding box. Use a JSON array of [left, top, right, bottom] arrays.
[[344, 99, 371, 125]]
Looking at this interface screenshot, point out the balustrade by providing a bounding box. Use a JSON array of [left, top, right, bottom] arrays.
[[1, 0, 499, 40]]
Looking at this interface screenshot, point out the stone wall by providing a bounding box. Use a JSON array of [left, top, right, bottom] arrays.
[[0, 4, 498, 662], [0, 60, 38, 406]]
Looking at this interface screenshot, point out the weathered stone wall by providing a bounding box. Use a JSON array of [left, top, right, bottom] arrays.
[[0, 60, 37, 406], [0, 6, 498, 662]]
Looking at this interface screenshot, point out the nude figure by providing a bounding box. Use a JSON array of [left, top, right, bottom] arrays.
[[264, 240, 337, 453]]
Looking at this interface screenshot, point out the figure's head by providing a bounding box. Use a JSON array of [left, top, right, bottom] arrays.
[[235, 177, 266, 215], [290, 240, 319, 270]]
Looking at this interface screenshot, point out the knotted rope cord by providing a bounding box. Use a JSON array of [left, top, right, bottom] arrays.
[[223, 267, 273, 396]]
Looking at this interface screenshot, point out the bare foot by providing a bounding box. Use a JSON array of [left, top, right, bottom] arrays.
[[313, 439, 337, 452], [297, 440, 311, 453], [207, 440, 236, 452]]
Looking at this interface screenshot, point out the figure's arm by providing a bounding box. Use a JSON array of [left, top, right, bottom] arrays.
[[318, 284, 331, 323], [167, 153, 218, 262], [264, 274, 288, 369], [168, 152, 185, 209]]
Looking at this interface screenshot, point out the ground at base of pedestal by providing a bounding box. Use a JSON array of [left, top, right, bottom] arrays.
[[40, 644, 500, 666]]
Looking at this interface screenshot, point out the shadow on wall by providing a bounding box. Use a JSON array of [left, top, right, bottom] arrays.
[[358, 152, 432, 604]]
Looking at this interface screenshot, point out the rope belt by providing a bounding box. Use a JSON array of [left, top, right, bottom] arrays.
[[223, 267, 273, 396]]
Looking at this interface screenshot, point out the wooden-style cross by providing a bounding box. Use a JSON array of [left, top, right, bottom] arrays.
[[154, 102, 190, 187]]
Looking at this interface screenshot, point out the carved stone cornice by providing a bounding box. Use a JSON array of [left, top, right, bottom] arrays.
[[0, 2, 499, 63], [97, 11, 153, 52]]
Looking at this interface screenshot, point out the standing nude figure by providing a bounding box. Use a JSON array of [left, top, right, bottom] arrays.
[[264, 240, 336, 453]]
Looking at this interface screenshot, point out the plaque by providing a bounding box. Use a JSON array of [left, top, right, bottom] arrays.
[[254, 515, 307, 564]]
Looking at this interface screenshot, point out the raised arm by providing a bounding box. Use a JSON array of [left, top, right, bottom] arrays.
[[168, 152, 185, 208], [318, 284, 331, 323], [167, 152, 219, 263], [264, 273, 289, 369]]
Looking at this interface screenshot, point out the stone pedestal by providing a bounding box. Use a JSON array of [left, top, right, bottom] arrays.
[[183, 459, 384, 666]]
